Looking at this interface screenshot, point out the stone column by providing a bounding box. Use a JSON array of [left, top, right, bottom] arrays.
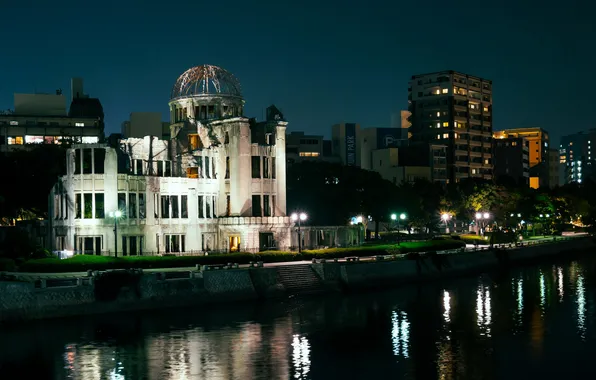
[[275, 122, 288, 216], [230, 120, 251, 216]]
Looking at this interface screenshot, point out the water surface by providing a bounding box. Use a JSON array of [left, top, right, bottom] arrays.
[[2, 257, 596, 379]]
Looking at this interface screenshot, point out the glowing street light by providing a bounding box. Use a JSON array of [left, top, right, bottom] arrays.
[[391, 212, 407, 244], [291, 212, 308, 253], [109, 210, 123, 257]]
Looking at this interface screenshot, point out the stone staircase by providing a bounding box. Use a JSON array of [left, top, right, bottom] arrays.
[[276, 264, 325, 296]]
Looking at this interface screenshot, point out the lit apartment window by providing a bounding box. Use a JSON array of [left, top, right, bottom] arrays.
[[442, 88, 448, 94], [436, 122, 441, 128], [470, 104, 477, 109], [472, 169, 477, 174], [443, 133, 449, 139], [443, 122, 449, 127], [7, 136, 23, 145], [512, 141, 517, 146], [75, 122, 85, 127], [437, 134, 441, 140], [485, 159, 489, 164], [483, 106, 489, 112], [454, 133, 458, 139], [82, 136, 99, 143], [435, 89, 441, 95], [436, 112, 441, 117], [299, 152, 320, 157], [25, 135, 43, 144], [9, 121, 18, 126]]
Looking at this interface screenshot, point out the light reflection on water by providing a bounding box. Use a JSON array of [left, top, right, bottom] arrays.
[[2, 256, 596, 379]]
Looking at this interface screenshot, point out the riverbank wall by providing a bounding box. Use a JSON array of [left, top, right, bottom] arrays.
[[1, 237, 594, 323]]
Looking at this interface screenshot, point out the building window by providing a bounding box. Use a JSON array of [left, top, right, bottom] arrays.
[[94, 148, 105, 174], [84, 193, 93, 218], [161, 196, 170, 218], [263, 157, 270, 178], [75, 194, 81, 219], [181, 195, 188, 218], [442, 88, 448, 94], [197, 156, 204, 178], [443, 133, 449, 139], [83, 149, 92, 174], [135, 159, 143, 175], [436, 111, 441, 117], [75, 149, 82, 174], [436, 123, 441, 128], [171, 195, 179, 218], [212, 196, 217, 217], [252, 195, 261, 217], [205, 156, 210, 178], [225, 157, 230, 179], [272, 158, 276, 179], [263, 195, 270, 217], [95, 193, 104, 219], [271, 196, 276, 216], [164, 234, 185, 253], [118, 193, 126, 215], [206, 196, 211, 218], [75, 122, 85, 127], [9, 121, 18, 126], [139, 193, 146, 219], [129, 193, 137, 218], [224, 132, 230, 144], [7, 136, 23, 145], [165, 161, 171, 177], [443, 122, 449, 127], [212, 158, 217, 179], [198, 196, 204, 218], [25, 135, 43, 144], [252, 156, 261, 178], [299, 152, 320, 157], [154, 194, 159, 218], [157, 161, 164, 176], [226, 195, 231, 216], [75, 236, 102, 255]]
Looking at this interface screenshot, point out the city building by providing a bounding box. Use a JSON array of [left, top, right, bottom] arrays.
[[548, 148, 560, 188], [371, 148, 432, 184], [331, 123, 361, 166], [492, 137, 529, 185], [48, 65, 358, 255], [493, 127, 551, 188], [121, 112, 170, 140], [560, 129, 596, 184], [0, 78, 104, 152], [408, 70, 493, 183], [285, 131, 339, 165]]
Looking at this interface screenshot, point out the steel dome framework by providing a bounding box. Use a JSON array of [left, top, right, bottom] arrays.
[[170, 65, 242, 100]]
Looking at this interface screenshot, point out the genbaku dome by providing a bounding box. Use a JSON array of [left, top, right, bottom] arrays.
[[48, 65, 358, 256]]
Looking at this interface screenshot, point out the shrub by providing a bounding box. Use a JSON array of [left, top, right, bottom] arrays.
[[18, 240, 466, 273], [0, 258, 16, 272]]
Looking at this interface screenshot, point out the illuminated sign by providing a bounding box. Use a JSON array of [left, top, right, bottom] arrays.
[[345, 123, 356, 166]]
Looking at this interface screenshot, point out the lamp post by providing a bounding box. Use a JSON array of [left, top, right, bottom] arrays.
[[109, 210, 123, 257], [441, 213, 452, 233], [475, 212, 491, 236], [291, 212, 307, 253], [391, 212, 407, 244]]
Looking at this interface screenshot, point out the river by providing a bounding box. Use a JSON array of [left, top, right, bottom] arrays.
[[1, 256, 596, 379]]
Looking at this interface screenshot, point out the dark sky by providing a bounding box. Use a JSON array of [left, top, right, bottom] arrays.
[[1, 0, 594, 144]]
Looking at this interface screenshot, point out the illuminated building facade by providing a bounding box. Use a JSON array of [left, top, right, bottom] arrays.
[[560, 129, 596, 184], [49, 65, 294, 255], [408, 70, 493, 183], [493, 127, 551, 188], [0, 78, 104, 152]]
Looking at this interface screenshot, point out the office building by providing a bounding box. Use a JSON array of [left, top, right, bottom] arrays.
[[493, 127, 551, 188], [331, 123, 361, 166], [560, 129, 596, 184], [493, 137, 529, 185], [121, 112, 170, 140], [0, 78, 104, 152], [408, 70, 493, 183]]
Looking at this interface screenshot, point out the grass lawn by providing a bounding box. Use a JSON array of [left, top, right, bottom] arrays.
[[456, 234, 490, 245], [16, 239, 466, 273]]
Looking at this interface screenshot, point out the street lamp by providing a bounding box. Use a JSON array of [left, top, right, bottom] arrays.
[[391, 212, 407, 244], [291, 212, 307, 253], [441, 212, 452, 233], [109, 210, 123, 257], [475, 211, 491, 236]]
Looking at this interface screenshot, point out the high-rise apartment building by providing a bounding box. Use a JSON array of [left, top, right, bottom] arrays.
[[408, 70, 493, 183], [493, 137, 529, 186], [493, 128, 550, 188], [560, 129, 596, 184]]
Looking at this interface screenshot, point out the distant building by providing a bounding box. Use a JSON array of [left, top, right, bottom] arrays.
[[493, 137, 529, 186], [560, 129, 596, 184], [285, 131, 339, 165], [331, 122, 361, 166], [408, 70, 493, 183], [493, 127, 551, 188], [371, 148, 432, 185], [121, 112, 170, 140], [0, 78, 104, 152]]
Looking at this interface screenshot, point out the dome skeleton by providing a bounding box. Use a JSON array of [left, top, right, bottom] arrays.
[[171, 64, 242, 100]]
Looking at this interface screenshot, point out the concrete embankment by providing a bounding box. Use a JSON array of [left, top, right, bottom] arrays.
[[0, 237, 594, 323]]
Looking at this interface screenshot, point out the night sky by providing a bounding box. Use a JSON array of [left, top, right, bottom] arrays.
[[1, 0, 594, 144]]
